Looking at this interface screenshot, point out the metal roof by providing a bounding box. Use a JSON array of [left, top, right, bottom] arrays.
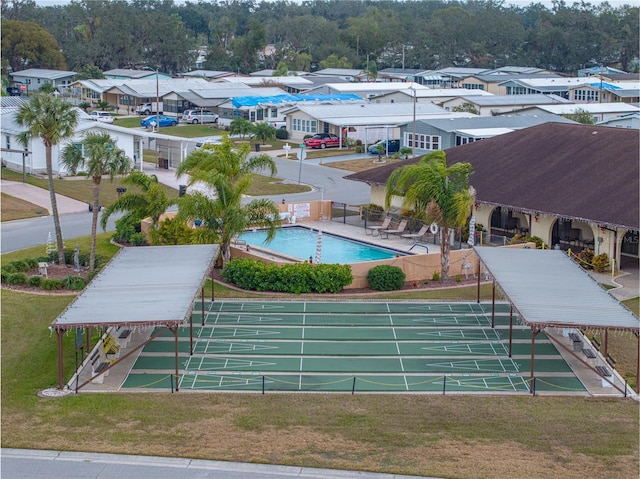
[[474, 247, 639, 332], [51, 245, 217, 330]]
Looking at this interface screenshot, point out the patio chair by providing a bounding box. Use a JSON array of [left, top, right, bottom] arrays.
[[365, 216, 392, 237], [401, 224, 430, 243], [380, 219, 408, 239]]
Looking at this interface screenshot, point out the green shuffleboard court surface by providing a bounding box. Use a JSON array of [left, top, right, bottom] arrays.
[[122, 301, 585, 394]]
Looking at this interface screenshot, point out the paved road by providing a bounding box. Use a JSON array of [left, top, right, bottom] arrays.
[[0, 449, 439, 479]]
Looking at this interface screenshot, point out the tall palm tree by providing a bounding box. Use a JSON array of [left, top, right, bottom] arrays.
[[176, 134, 281, 263], [16, 93, 79, 265], [385, 150, 474, 280], [61, 131, 131, 271], [100, 170, 178, 231]]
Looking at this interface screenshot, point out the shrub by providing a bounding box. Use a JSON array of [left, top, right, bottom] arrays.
[[2, 263, 17, 274], [5, 260, 31, 272], [28, 276, 42, 287], [6, 272, 27, 285], [62, 275, 87, 290], [222, 259, 352, 293], [41, 278, 63, 290], [575, 248, 595, 269], [129, 232, 148, 246], [25, 258, 39, 268], [275, 128, 289, 140], [148, 217, 194, 245], [367, 265, 406, 291], [113, 214, 141, 244], [0, 270, 7, 283], [510, 234, 546, 249], [592, 253, 610, 273], [455, 275, 462, 283], [432, 271, 441, 281]]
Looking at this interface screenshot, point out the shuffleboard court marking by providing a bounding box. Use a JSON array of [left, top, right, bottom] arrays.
[[210, 314, 287, 325], [195, 341, 281, 354], [414, 329, 501, 340], [389, 316, 408, 391], [200, 328, 282, 339], [191, 357, 278, 371], [427, 358, 521, 373], [404, 315, 488, 326], [419, 342, 508, 355]]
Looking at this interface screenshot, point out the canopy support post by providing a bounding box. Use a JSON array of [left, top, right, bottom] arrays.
[[172, 325, 180, 392], [491, 280, 496, 328], [508, 304, 513, 358], [57, 328, 65, 389], [211, 268, 215, 301], [476, 259, 481, 303], [530, 327, 541, 383], [190, 313, 194, 356], [636, 332, 639, 394], [201, 288, 205, 327]]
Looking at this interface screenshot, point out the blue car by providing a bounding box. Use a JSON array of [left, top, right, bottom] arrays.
[[140, 115, 178, 128]]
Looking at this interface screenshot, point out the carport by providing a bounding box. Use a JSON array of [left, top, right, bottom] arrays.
[[50, 245, 218, 391], [474, 247, 640, 394]]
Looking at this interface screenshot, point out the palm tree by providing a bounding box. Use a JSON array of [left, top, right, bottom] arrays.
[[385, 150, 474, 280], [253, 122, 276, 145], [176, 134, 281, 263], [100, 170, 178, 231], [61, 131, 131, 271], [229, 117, 254, 140], [16, 93, 79, 266]]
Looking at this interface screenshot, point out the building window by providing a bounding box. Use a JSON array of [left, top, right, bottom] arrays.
[[291, 118, 317, 134], [405, 132, 441, 151], [574, 89, 599, 102]]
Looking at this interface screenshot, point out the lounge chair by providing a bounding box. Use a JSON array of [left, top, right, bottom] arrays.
[[401, 224, 430, 243], [365, 216, 392, 237], [380, 219, 408, 238]]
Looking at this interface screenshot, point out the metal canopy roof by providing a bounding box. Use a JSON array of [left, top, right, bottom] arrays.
[[474, 247, 639, 332], [52, 245, 217, 329]]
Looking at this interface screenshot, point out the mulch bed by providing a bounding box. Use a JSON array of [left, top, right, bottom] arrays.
[[2, 264, 88, 295]]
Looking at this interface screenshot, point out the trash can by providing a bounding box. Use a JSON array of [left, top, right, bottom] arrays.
[[254, 143, 260, 152], [159, 158, 168, 169]]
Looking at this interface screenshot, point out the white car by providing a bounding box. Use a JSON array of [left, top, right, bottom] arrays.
[[89, 111, 114, 124], [182, 109, 218, 124], [195, 137, 222, 149]]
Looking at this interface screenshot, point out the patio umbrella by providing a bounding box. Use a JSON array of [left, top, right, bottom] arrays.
[[315, 230, 322, 264]]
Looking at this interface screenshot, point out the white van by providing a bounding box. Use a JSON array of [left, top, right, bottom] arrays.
[[182, 110, 219, 124]]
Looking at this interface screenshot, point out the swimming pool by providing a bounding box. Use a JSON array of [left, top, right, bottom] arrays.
[[239, 226, 405, 264]]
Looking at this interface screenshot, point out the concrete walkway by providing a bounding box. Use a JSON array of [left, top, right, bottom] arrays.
[[1, 180, 88, 215]]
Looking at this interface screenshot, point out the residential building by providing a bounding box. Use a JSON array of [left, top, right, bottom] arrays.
[[439, 94, 572, 116], [10, 68, 76, 94], [500, 102, 640, 123], [346, 123, 639, 269]]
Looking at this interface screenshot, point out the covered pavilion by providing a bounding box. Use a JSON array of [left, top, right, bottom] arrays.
[[50, 245, 218, 391], [474, 247, 639, 395]]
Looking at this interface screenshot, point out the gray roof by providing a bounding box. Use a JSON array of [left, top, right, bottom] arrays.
[[103, 69, 157, 79], [51, 245, 217, 330], [457, 94, 572, 106], [418, 114, 576, 132], [474, 247, 639, 332], [11, 68, 76, 79]]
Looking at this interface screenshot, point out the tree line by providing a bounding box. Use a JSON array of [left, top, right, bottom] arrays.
[[2, 0, 638, 78]]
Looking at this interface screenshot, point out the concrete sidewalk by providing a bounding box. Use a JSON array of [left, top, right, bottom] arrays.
[[1, 180, 88, 215]]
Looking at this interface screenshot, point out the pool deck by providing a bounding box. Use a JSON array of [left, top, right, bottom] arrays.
[[290, 220, 443, 257]]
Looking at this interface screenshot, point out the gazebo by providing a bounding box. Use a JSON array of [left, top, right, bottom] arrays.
[[50, 245, 218, 391]]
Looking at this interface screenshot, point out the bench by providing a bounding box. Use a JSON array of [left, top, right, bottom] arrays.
[[595, 365, 612, 377], [591, 336, 601, 351], [582, 348, 596, 359], [90, 349, 109, 381], [606, 353, 617, 368], [569, 332, 583, 351], [118, 329, 131, 340]]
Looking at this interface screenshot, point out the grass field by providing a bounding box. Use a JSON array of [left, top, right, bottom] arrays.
[[1, 235, 639, 479]]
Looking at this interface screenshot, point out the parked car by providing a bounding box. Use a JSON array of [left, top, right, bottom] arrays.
[[303, 133, 341, 149], [368, 139, 401, 155], [135, 102, 163, 115], [140, 115, 178, 128], [88, 111, 114, 123], [194, 137, 222, 149], [182, 109, 218, 124]]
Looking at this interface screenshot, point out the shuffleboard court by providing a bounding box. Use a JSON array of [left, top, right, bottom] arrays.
[[122, 301, 584, 394]]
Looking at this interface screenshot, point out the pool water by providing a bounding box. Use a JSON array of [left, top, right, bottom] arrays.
[[239, 226, 404, 264]]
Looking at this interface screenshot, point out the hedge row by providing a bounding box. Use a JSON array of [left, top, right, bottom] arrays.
[[222, 258, 353, 294]]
